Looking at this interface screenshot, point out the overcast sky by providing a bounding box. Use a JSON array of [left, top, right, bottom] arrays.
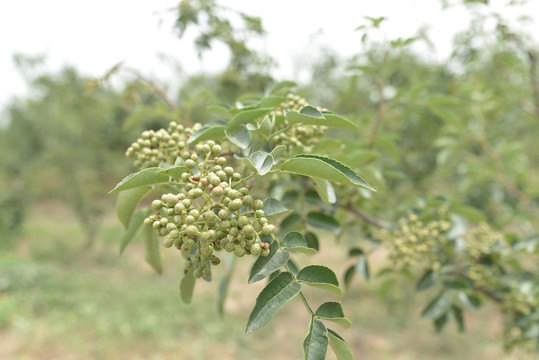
[[1, 0, 538, 111]]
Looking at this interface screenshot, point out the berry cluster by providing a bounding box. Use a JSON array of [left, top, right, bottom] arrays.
[[271, 93, 328, 150], [374, 209, 452, 269], [463, 222, 505, 261], [142, 140, 274, 279], [125, 122, 203, 169]]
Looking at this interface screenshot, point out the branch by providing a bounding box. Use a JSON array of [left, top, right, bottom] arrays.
[[346, 205, 390, 229], [123, 67, 180, 111]]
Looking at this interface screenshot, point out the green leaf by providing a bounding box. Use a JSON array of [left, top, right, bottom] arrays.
[[303, 318, 329, 360], [279, 213, 302, 235], [226, 125, 251, 149], [434, 313, 448, 333], [109, 167, 170, 193], [187, 125, 226, 144], [245, 272, 301, 334], [355, 256, 370, 281], [313, 178, 337, 205], [422, 291, 452, 319], [451, 305, 465, 333], [327, 329, 354, 360], [258, 95, 286, 108], [143, 225, 162, 274], [119, 208, 150, 255], [116, 186, 152, 228], [458, 292, 481, 310], [270, 145, 287, 161], [305, 232, 319, 251], [207, 104, 231, 119], [286, 109, 358, 129], [248, 241, 290, 283], [307, 212, 340, 234], [156, 166, 188, 178], [416, 269, 439, 292], [179, 269, 196, 304], [452, 205, 486, 222], [250, 151, 274, 175], [297, 265, 342, 296], [281, 154, 375, 191], [282, 232, 317, 255], [348, 248, 364, 257], [217, 256, 235, 315], [343, 266, 355, 289], [228, 108, 273, 132], [269, 80, 297, 95], [262, 198, 292, 218], [315, 302, 351, 329]]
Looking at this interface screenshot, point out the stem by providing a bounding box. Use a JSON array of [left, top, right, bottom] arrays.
[[273, 234, 316, 317]]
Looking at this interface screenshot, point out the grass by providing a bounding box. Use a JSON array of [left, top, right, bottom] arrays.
[[0, 201, 534, 359]]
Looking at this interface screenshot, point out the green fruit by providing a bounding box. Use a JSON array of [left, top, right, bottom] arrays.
[[218, 209, 230, 220], [185, 225, 199, 236], [250, 243, 262, 255], [228, 199, 243, 211], [152, 200, 163, 211], [253, 200, 264, 210]]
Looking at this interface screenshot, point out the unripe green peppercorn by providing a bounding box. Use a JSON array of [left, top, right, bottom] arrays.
[[242, 225, 255, 235], [243, 195, 253, 205], [250, 243, 262, 255], [152, 200, 163, 211], [186, 225, 198, 236], [211, 144, 222, 154], [193, 269, 202, 279], [185, 159, 195, 168], [163, 236, 175, 248], [234, 246, 246, 257], [218, 209, 230, 220], [202, 268, 211, 278], [253, 200, 264, 210], [238, 216, 249, 227], [201, 144, 211, 154], [228, 199, 243, 211]]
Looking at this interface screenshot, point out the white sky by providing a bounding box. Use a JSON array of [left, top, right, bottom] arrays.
[[1, 0, 538, 111]]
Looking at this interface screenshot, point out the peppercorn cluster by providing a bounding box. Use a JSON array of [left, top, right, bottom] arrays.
[[142, 140, 274, 279], [374, 209, 452, 269], [271, 93, 328, 150], [125, 122, 204, 169]]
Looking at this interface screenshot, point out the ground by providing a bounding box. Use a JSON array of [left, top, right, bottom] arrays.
[[0, 201, 532, 359]]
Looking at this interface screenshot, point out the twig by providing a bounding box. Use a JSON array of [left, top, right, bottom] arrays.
[[346, 205, 390, 229]]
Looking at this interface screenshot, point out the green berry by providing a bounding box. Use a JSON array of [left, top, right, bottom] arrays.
[[242, 225, 255, 235], [253, 200, 264, 210], [186, 225, 198, 236], [243, 195, 253, 205], [238, 216, 249, 227], [211, 145, 222, 154], [152, 200, 163, 211], [163, 236, 175, 248], [193, 269, 202, 279], [250, 243, 262, 255], [218, 209, 230, 220], [202, 268, 211, 278], [153, 221, 161, 229], [228, 199, 243, 211]]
